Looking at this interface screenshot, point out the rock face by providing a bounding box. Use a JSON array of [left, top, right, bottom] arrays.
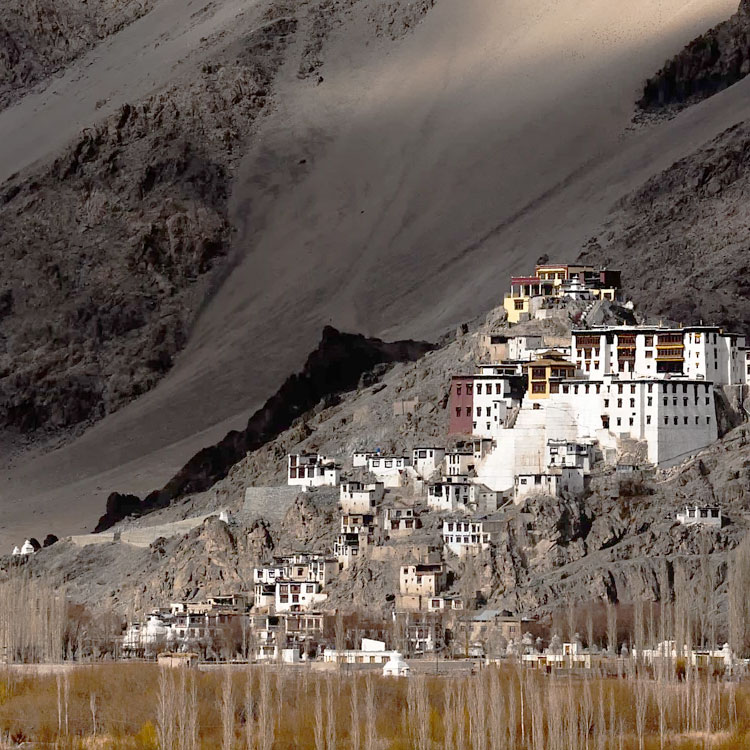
[[579, 122, 750, 338], [95, 327, 434, 530], [0, 18, 295, 440], [639, 0, 750, 111], [0, 0, 158, 110]]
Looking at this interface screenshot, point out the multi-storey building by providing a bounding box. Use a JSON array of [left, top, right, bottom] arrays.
[[448, 368, 524, 437], [442, 518, 503, 556], [339, 481, 384, 514], [572, 325, 746, 384], [366, 454, 412, 487], [412, 447, 446, 478]]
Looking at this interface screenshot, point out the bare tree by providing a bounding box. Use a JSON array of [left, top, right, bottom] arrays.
[[606, 601, 617, 658], [157, 668, 176, 750], [728, 533, 750, 658], [350, 675, 361, 750], [314, 681, 325, 750], [222, 666, 235, 750], [326, 676, 337, 750]]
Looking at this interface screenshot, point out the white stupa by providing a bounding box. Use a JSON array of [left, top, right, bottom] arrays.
[[19, 540, 35, 555], [382, 652, 410, 677], [11, 546, 20, 556]]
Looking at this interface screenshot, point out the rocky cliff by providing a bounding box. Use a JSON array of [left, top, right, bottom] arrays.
[[639, 0, 750, 111], [0, 0, 158, 110]]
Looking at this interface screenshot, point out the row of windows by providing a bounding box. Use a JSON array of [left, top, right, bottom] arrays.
[[455, 383, 505, 396], [611, 415, 710, 427]]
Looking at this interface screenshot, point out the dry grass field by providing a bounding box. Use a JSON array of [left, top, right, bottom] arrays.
[[0, 662, 748, 749]]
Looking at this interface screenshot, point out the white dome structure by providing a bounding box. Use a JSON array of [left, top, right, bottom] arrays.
[[11, 546, 20, 556], [19, 540, 36, 555], [382, 653, 410, 677]]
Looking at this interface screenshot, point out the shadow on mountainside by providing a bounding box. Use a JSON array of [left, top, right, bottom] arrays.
[[95, 326, 434, 531]]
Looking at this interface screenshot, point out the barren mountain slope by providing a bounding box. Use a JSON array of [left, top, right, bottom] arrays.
[[0, 0, 746, 546], [579, 121, 750, 335], [0, 0, 158, 110]]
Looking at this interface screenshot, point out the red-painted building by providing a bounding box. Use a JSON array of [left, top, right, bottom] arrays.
[[449, 376, 474, 435]]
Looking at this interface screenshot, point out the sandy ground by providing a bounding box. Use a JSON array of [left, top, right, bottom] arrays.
[[0, 0, 745, 547]]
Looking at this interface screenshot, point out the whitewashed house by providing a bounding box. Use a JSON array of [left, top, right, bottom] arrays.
[[445, 451, 475, 476], [545, 439, 595, 472], [399, 563, 446, 597], [339, 481, 384, 513], [442, 518, 503, 556], [287, 454, 341, 488], [427, 476, 471, 512], [676, 506, 722, 527], [514, 467, 585, 502], [412, 447, 446, 478], [275, 580, 327, 612], [366, 455, 412, 487]]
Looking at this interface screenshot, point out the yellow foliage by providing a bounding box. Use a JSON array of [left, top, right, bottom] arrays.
[[135, 721, 158, 749]]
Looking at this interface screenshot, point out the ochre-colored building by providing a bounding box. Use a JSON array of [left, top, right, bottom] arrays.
[[524, 351, 576, 399]]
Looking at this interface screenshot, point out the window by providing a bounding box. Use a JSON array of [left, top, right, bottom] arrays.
[[630, 385, 636, 394], [695, 416, 699, 425], [604, 399, 609, 408], [466, 385, 473, 395], [707, 416, 711, 424], [476, 384, 482, 394], [630, 399, 635, 408], [629, 417, 634, 426], [618, 385, 623, 394], [495, 384, 502, 394], [645, 351, 653, 359], [684, 417, 688, 425], [664, 417, 669, 425], [617, 399, 622, 408], [647, 397, 652, 406], [456, 385, 462, 396], [683, 398, 688, 407], [706, 397, 710, 406], [465, 407, 471, 416], [645, 336, 653, 346], [646, 415, 651, 425], [514, 299, 524, 310], [385, 460, 393, 468], [476, 407, 481, 417], [616, 417, 622, 426], [673, 398, 677, 406], [674, 417, 678, 425], [648, 384, 653, 393], [532, 383, 546, 393]]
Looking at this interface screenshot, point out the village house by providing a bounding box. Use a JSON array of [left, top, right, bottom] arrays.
[[339, 481, 385, 513], [287, 454, 341, 488], [366, 454, 412, 487], [445, 450, 475, 475], [427, 475, 471, 512], [442, 518, 503, 556], [514, 467, 585, 502], [323, 638, 401, 665], [412, 447, 446, 478], [399, 563, 447, 598], [382, 504, 420, 537], [333, 532, 361, 568], [426, 595, 464, 612], [545, 438, 595, 471], [676, 505, 722, 527], [274, 580, 327, 613]]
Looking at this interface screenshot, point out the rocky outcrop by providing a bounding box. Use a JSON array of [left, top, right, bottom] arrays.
[[0, 0, 158, 110], [0, 17, 295, 441], [638, 0, 750, 111], [95, 327, 434, 530]]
